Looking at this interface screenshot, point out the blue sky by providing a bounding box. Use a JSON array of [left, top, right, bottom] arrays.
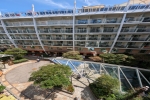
[[0, 0, 127, 12]]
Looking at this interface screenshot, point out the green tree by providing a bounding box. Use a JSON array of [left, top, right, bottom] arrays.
[[100, 53, 134, 65], [29, 64, 72, 89], [4, 48, 27, 60], [90, 75, 119, 99], [63, 51, 83, 60]]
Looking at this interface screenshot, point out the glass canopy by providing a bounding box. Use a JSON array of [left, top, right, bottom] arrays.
[[50, 58, 150, 92]]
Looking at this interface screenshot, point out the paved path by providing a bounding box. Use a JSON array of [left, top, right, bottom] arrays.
[[6, 61, 50, 84], [1, 60, 51, 100]]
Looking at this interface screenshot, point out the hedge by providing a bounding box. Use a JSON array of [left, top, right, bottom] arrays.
[[13, 58, 28, 64]]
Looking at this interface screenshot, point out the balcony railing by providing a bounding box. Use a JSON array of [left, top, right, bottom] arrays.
[[76, 37, 86, 40], [131, 38, 146, 41], [0, 30, 5, 33], [63, 44, 73, 46], [90, 29, 102, 33], [124, 17, 143, 23], [127, 45, 140, 48], [88, 37, 98, 40], [0, 37, 9, 39], [114, 45, 126, 48], [53, 44, 63, 46], [1, 4, 150, 18], [8, 30, 36, 33], [105, 18, 122, 23], [136, 28, 150, 32], [101, 38, 114, 40], [117, 38, 130, 41], [99, 45, 111, 47], [103, 28, 118, 32], [37, 20, 73, 25], [5, 22, 34, 26], [142, 17, 150, 22], [0, 42, 11, 44], [76, 43, 85, 46]]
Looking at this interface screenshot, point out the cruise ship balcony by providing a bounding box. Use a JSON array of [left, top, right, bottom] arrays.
[[7, 29, 36, 33], [63, 44, 73, 46], [142, 17, 150, 22], [76, 42, 85, 46], [0, 30, 5, 33], [131, 38, 146, 41], [103, 28, 118, 32], [53, 43, 63, 46], [88, 37, 98, 40], [90, 29, 102, 33], [124, 17, 143, 23], [5, 21, 34, 26], [127, 45, 140, 48], [99, 44, 111, 47], [101, 38, 114, 40], [37, 20, 73, 26], [75, 37, 86, 40], [114, 45, 126, 48], [136, 28, 150, 32], [0, 36, 9, 39], [86, 42, 97, 47], [105, 18, 122, 23]]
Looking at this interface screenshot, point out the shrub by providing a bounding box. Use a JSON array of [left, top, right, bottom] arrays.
[[65, 84, 74, 93], [89, 75, 119, 99], [4, 48, 27, 60], [63, 51, 83, 60], [0, 85, 5, 92], [13, 58, 28, 64], [89, 56, 102, 62], [29, 64, 72, 89]]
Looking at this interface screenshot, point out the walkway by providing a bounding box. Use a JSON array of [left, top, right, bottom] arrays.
[[0, 60, 50, 100]]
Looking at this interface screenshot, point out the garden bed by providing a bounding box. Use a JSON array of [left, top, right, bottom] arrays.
[[13, 58, 28, 64]]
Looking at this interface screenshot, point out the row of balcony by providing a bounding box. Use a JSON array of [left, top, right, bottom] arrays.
[[0, 28, 148, 34], [0, 36, 149, 41], [3, 17, 150, 27]]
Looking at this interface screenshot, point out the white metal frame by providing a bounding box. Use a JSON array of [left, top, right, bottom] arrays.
[[52, 58, 150, 92], [0, 19, 18, 48], [109, 0, 130, 53], [31, 5, 47, 54]]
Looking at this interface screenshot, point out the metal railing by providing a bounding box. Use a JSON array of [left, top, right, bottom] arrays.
[[1, 4, 150, 18]]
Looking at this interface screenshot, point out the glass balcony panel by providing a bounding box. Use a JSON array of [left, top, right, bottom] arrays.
[[106, 18, 117, 23], [76, 20, 88, 24], [142, 17, 150, 22], [90, 19, 102, 23]]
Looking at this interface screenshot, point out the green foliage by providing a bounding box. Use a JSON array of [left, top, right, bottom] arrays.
[[4, 48, 27, 60], [13, 58, 28, 64], [63, 51, 83, 60], [90, 75, 120, 99], [100, 53, 134, 65], [0, 85, 5, 92], [29, 64, 72, 89]]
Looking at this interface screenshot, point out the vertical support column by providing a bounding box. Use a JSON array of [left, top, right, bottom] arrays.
[[118, 66, 122, 92], [109, 0, 130, 53], [0, 18, 18, 48], [31, 4, 47, 54], [136, 69, 143, 88], [73, 0, 76, 51]]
